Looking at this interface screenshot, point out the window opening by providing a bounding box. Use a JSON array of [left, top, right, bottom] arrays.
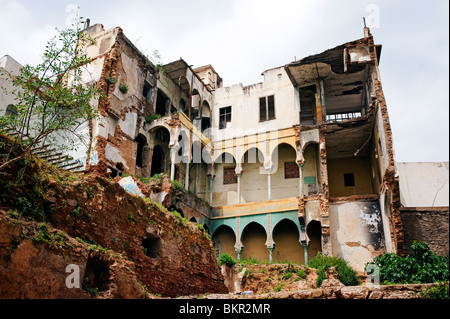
[[219, 106, 232, 129], [259, 95, 275, 121]]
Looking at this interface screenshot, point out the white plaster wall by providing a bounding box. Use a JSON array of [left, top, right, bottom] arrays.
[[397, 162, 449, 207], [210, 67, 298, 141]]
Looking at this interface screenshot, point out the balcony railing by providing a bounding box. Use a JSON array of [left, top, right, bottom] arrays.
[[326, 111, 362, 123]]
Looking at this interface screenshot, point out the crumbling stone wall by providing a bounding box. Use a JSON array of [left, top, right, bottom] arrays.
[[400, 208, 449, 256]]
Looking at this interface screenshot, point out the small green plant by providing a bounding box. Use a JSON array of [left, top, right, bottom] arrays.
[[274, 283, 285, 292], [71, 205, 82, 218], [105, 75, 117, 85], [284, 271, 292, 280], [172, 180, 184, 192], [309, 252, 360, 287], [243, 268, 254, 279], [85, 185, 94, 199], [296, 269, 307, 279], [82, 277, 99, 298], [126, 212, 137, 224], [118, 82, 129, 93], [218, 253, 236, 268], [16, 197, 45, 221], [145, 114, 162, 124]]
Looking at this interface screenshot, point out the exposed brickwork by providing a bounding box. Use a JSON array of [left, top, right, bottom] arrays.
[[400, 207, 449, 256]]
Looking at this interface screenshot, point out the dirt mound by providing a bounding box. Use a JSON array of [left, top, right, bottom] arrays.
[[0, 134, 227, 298]]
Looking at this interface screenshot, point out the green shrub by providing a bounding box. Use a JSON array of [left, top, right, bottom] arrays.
[[16, 197, 45, 221], [218, 253, 236, 268], [309, 252, 360, 287], [118, 82, 129, 93], [419, 282, 449, 299], [365, 241, 449, 284]]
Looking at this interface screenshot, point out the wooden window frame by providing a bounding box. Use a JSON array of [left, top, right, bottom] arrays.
[[259, 95, 275, 122], [219, 106, 232, 130]]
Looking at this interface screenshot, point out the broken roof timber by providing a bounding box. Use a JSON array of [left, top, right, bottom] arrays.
[[284, 37, 382, 116]]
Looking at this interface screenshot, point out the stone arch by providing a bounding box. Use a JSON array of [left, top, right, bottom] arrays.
[[135, 133, 148, 169], [241, 222, 268, 262], [272, 218, 304, 264], [240, 146, 266, 168], [150, 144, 166, 176], [212, 224, 237, 259], [271, 142, 297, 172], [306, 220, 322, 259], [191, 88, 201, 119], [201, 100, 211, 133], [213, 151, 236, 165], [302, 142, 321, 195]]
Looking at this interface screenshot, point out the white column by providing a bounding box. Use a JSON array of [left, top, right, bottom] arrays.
[[195, 164, 199, 196], [267, 172, 272, 201], [209, 176, 214, 206], [299, 163, 304, 196], [184, 160, 190, 190], [237, 173, 242, 204], [170, 148, 176, 180]]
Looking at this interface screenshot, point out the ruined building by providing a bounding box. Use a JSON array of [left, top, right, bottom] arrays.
[[1, 23, 448, 273]]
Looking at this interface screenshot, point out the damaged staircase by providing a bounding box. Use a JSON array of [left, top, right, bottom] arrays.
[[4, 129, 84, 172]]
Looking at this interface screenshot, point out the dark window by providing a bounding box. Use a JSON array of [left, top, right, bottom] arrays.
[[143, 83, 152, 102], [344, 173, 355, 187], [284, 162, 300, 179], [219, 106, 231, 129], [223, 167, 237, 184], [259, 95, 275, 122], [135, 134, 147, 168]]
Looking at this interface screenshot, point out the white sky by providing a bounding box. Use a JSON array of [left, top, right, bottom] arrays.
[[0, 0, 448, 162]]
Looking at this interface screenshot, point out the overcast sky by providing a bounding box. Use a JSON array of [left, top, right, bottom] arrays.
[[0, 0, 448, 163]]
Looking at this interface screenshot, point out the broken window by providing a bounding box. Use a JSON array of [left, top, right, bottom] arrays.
[[223, 167, 237, 185], [151, 144, 165, 176], [284, 162, 299, 179], [299, 85, 317, 125], [344, 173, 355, 187], [155, 89, 170, 117], [143, 83, 152, 103], [135, 134, 147, 168], [259, 95, 275, 122], [219, 106, 231, 129]]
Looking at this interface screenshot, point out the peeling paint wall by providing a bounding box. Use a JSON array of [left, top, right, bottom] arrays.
[[330, 200, 385, 271]]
